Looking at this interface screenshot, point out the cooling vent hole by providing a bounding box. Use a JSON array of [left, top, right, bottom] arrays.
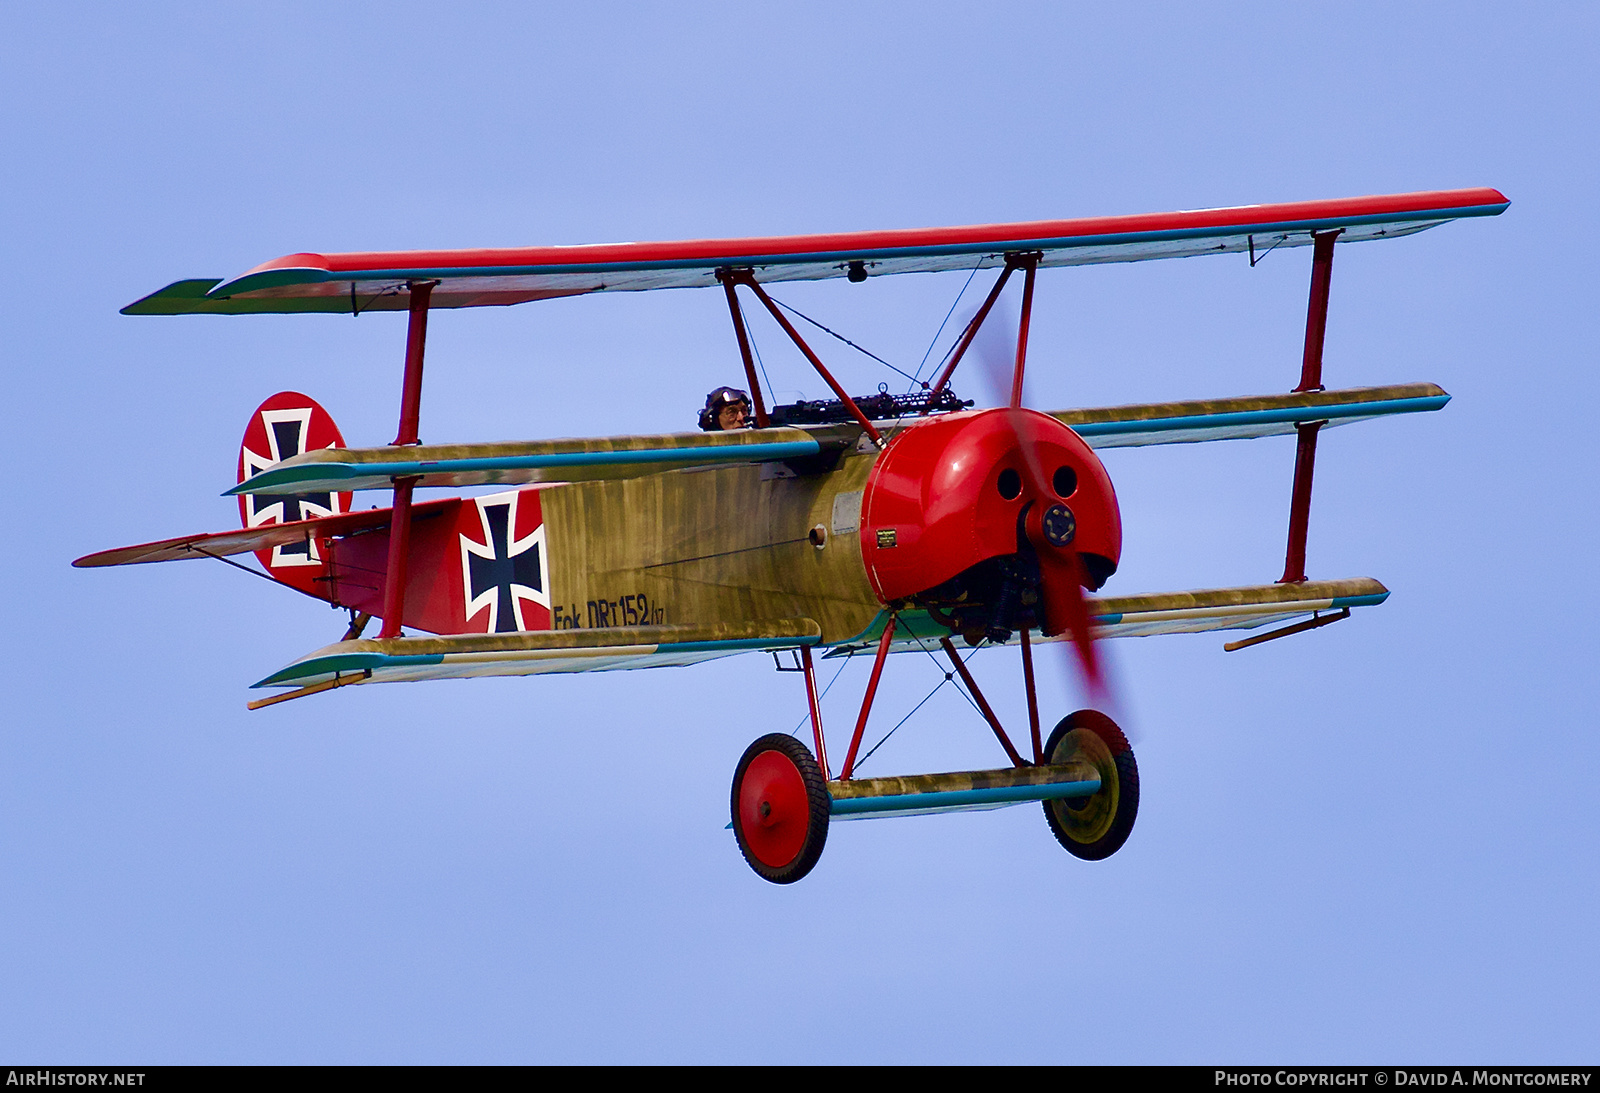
[[1053, 465, 1078, 498], [997, 468, 1023, 500]]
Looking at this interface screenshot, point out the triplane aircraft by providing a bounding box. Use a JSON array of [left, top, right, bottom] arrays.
[[78, 188, 1507, 882]]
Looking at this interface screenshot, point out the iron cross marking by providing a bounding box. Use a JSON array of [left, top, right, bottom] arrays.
[[253, 418, 333, 560], [467, 502, 543, 633]]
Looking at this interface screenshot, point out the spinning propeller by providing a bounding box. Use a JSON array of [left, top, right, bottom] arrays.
[[968, 293, 1111, 702], [861, 265, 1123, 713]]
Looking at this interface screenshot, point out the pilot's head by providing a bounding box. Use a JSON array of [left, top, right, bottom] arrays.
[[699, 387, 752, 431]]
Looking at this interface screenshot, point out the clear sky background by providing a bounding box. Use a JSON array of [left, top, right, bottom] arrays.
[[2, 2, 1595, 1064]]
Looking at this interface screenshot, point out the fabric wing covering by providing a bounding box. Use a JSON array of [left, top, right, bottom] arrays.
[[124, 189, 1508, 315]]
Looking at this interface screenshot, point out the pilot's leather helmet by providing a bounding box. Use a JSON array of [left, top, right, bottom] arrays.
[[698, 386, 752, 431]]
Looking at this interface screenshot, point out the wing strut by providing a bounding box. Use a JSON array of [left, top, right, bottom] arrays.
[[838, 615, 898, 780], [926, 259, 1017, 405], [800, 645, 831, 779], [380, 280, 436, 638], [925, 252, 1049, 408], [716, 270, 771, 427], [940, 637, 1029, 769], [1279, 231, 1339, 583], [724, 269, 886, 447], [1009, 252, 1041, 407], [1020, 625, 1043, 764]]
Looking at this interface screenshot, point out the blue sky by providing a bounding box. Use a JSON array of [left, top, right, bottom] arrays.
[[2, 2, 1596, 1063]]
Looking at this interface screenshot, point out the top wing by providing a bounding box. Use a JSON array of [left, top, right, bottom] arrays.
[[124, 188, 1508, 316]]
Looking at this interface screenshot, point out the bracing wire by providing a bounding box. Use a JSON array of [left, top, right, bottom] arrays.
[[911, 260, 984, 389], [845, 616, 990, 772], [787, 650, 855, 737], [188, 544, 282, 585], [850, 675, 949, 774], [744, 317, 777, 404], [764, 294, 921, 386]]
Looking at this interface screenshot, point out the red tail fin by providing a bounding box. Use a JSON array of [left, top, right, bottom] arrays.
[[237, 392, 352, 598]]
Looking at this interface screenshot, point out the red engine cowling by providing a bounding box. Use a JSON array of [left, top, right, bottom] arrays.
[[859, 408, 1121, 607]]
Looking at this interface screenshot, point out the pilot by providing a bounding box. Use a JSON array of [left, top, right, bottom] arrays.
[[698, 386, 752, 431]]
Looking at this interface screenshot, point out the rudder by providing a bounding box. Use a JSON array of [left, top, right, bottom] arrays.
[[236, 391, 353, 598]]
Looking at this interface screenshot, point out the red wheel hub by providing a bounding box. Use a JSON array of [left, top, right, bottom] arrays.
[[737, 750, 810, 868]]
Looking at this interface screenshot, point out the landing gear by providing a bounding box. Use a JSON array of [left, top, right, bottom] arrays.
[[1042, 710, 1139, 860], [730, 733, 831, 884]]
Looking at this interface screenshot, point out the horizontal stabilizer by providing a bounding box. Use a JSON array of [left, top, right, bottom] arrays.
[[72, 500, 454, 567], [126, 188, 1508, 315], [1053, 383, 1448, 448], [255, 617, 823, 689], [230, 425, 858, 497]]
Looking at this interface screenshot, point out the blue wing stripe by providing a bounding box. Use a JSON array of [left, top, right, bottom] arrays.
[[229, 439, 823, 496], [1072, 395, 1449, 439]]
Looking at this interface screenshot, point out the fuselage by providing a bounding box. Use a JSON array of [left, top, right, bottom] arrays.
[[281, 410, 1121, 647]]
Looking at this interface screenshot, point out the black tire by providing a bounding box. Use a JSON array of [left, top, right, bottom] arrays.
[[1042, 709, 1138, 860], [730, 733, 831, 884]]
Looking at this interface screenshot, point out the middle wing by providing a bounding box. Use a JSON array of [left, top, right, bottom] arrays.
[[228, 384, 1445, 499], [229, 422, 861, 497], [1052, 383, 1448, 448]]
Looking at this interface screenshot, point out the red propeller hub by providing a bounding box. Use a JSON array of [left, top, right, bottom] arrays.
[[859, 408, 1121, 608]]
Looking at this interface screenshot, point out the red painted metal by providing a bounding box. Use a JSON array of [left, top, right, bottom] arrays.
[[859, 408, 1120, 604], [1020, 626, 1042, 764], [838, 616, 898, 780], [736, 749, 811, 868], [1278, 421, 1323, 584], [801, 645, 830, 780], [716, 272, 770, 427], [383, 281, 431, 639], [925, 261, 1016, 406], [393, 281, 435, 446], [735, 273, 884, 446], [1295, 232, 1339, 393], [940, 638, 1027, 768], [378, 476, 419, 638], [1277, 231, 1339, 582], [1010, 254, 1040, 409]]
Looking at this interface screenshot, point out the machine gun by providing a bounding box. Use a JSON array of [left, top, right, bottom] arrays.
[[767, 385, 972, 427]]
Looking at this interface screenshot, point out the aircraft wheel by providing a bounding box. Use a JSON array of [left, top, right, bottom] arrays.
[[1042, 710, 1139, 860], [731, 733, 830, 884]]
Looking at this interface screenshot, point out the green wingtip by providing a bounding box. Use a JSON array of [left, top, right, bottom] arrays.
[[121, 279, 225, 315]]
